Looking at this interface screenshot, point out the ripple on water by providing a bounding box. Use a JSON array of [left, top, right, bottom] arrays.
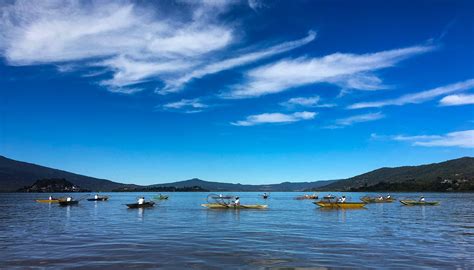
[[0, 192, 474, 269]]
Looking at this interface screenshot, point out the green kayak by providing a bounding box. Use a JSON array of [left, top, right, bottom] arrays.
[[153, 195, 169, 200], [400, 200, 439, 206]]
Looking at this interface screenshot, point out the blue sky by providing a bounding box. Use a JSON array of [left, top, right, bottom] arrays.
[[0, 0, 473, 185]]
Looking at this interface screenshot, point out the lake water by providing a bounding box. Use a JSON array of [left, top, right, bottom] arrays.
[[0, 192, 473, 269]]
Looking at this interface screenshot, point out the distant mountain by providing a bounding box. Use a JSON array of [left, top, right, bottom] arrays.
[[0, 155, 139, 192], [319, 157, 474, 191], [3, 155, 473, 193], [147, 178, 336, 192]]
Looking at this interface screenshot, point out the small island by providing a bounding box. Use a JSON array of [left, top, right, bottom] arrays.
[[17, 178, 90, 193]]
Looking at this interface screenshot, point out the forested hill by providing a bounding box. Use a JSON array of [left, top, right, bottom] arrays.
[[319, 157, 474, 191], [0, 155, 138, 192]]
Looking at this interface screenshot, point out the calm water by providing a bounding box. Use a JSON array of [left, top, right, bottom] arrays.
[[0, 192, 473, 269]]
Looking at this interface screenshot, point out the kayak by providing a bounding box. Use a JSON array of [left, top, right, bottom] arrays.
[[126, 202, 155, 208], [314, 201, 366, 209], [35, 199, 60, 203], [201, 203, 268, 209], [296, 195, 318, 200], [400, 200, 439, 206], [58, 200, 79, 206], [87, 197, 109, 201], [153, 195, 169, 200], [360, 197, 396, 203]]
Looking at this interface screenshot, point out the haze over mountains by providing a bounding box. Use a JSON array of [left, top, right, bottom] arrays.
[[0, 155, 473, 192]]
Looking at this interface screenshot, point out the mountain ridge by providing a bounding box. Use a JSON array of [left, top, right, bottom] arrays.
[[1, 155, 473, 192]]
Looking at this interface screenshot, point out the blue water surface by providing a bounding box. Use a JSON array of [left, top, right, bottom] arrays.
[[0, 192, 473, 269]]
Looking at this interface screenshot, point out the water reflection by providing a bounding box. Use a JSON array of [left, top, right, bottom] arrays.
[[0, 192, 472, 269]]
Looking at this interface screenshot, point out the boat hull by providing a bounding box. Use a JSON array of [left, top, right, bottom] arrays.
[[87, 197, 108, 201], [201, 203, 268, 209], [153, 196, 168, 200], [126, 202, 155, 208], [296, 196, 318, 200], [58, 201, 79, 206], [400, 200, 439, 206], [35, 199, 59, 203], [314, 201, 366, 209], [361, 197, 395, 203]]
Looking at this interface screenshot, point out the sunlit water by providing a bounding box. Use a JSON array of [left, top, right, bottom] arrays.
[[0, 192, 473, 269]]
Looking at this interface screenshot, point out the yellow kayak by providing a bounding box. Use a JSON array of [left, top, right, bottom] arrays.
[[313, 201, 366, 209], [201, 203, 268, 209], [35, 199, 60, 203]]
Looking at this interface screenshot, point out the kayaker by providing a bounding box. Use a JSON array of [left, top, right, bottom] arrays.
[[66, 196, 72, 202], [48, 195, 53, 200], [138, 197, 145, 205], [386, 194, 391, 199], [419, 196, 425, 202], [338, 196, 346, 203], [234, 196, 240, 206], [378, 196, 383, 200], [94, 194, 99, 200]]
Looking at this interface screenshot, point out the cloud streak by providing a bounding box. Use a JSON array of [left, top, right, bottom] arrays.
[[225, 45, 434, 98], [380, 130, 474, 148], [326, 112, 385, 129], [349, 78, 474, 109], [161, 98, 208, 113], [159, 31, 317, 94], [280, 95, 336, 108], [439, 94, 474, 106], [231, 111, 316, 126]]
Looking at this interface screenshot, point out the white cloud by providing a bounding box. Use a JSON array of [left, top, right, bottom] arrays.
[[159, 31, 316, 94], [0, 0, 234, 93], [327, 112, 385, 129], [384, 130, 474, 148], [439, 94, 474, 106], [0, 1, 316, 95], [231, 111, 316, 126], [280, 95, 336, 108], [225, 45, 433, 98], [349, 78, 474, 109], [161, 98, 208, 113], [248, 0, 265, 11]]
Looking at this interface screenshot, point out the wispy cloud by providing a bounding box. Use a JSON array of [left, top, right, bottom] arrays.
[[225, 45, 434, 98], [439, 94, 474, 106], [231, 111, 316, 126], [349, 79, 474, 109], [158, 31, 316, 94], [248, 0, 265, 11], [161, 98, 208, 113], [0, 1, 316, 95], [326, 112, 385, 129], [377, 130, 474, 148], [0, 1, 241, 93], [280, 95, 336, 108]]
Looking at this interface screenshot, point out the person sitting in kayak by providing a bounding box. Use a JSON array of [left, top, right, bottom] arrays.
[[66, 196, 72, 202], [138, 197, 145, 205], [234, 196, 240, 206], [386, 194, 391, 199], [338, 196, 346, 203], [49, 195, 53, 200], [94, 194, 99, 200], [378, 196, 383, 200], [419, 196, 425, 202]]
